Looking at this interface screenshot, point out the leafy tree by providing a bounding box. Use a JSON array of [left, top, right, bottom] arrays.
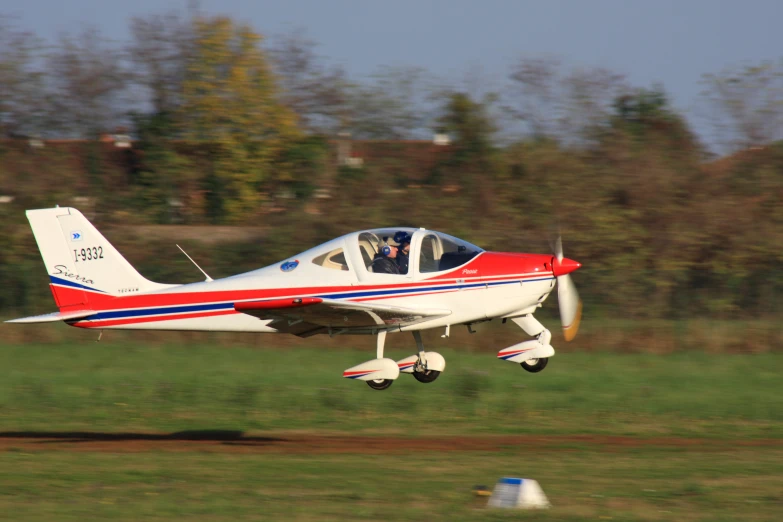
[[275, 135, 329, 199], [607, 86, 702, 157], [437, 91, 497, 168], [179, 16, 300, 222], [131, 111, 196, 223]]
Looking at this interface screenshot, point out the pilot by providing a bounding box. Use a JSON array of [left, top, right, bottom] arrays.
[[393, 231, 411, 274], [371, 237, 401, 274]]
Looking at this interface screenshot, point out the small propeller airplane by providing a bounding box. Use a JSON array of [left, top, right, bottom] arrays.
[[8, 207, 582, 390]]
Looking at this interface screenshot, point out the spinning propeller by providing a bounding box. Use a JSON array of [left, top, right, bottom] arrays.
[[551, 236, 582, 341]]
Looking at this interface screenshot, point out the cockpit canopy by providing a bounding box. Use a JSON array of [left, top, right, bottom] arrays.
[[351, 228, 483, 274], [240, 227, 484, 282]]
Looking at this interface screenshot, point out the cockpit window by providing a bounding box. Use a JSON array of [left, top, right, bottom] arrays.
[[312, 247, 349, 271], [419, 232, 482, 273]]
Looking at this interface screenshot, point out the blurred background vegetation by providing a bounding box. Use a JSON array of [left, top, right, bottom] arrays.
[[0, 11, 781, 332]]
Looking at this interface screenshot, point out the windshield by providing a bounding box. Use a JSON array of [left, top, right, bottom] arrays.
[[419, 231, 483, 273]]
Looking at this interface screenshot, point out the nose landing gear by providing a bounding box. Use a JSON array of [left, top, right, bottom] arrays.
[[498, 314, 555, 373]]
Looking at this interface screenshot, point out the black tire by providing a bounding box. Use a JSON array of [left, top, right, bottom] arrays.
[[366, 378, 394, 390], [521, 358, 548, 373], [412, 369, 441, 383]]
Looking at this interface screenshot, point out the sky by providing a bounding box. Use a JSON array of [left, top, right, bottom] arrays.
[[6, 0, 783, 144]]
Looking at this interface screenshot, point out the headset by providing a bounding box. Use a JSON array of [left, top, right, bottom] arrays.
[[393, 231, 411, 245], [381, 244, 392, 256]]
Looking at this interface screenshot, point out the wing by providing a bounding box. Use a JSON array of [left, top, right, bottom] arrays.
[[234, 297, 450, 337]]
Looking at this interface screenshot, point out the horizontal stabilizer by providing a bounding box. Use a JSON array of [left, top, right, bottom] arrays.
[[5, 310, 96, 324]]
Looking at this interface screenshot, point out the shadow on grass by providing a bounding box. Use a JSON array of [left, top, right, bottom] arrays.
[[0, 430, 286, 444]]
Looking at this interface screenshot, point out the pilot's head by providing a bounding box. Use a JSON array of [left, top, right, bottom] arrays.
[[381, 237, 400, 258]]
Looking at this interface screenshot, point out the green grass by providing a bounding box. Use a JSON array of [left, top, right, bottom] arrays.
[[0, 342, 781, 521], [1, 343, 781, 437], [1, 447, 781, 521]]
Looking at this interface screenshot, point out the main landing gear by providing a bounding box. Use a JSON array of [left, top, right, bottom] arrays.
[[398, 331, 445, 385], [413, 369, 440, 383], [520, 357, 548, 373], [497, 314, 555, 373], [342, 330, 446, 391], [366, 378, 394, 391]]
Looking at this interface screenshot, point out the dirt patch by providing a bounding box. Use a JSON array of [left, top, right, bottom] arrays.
[[0, 431, 779, 454]]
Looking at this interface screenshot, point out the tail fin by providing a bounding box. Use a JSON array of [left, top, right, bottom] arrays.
[[26, 207, 173, 311]]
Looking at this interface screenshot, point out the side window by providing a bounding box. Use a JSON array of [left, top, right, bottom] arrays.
[[419, 234, 440, 273], [312, 248, 349, 271]]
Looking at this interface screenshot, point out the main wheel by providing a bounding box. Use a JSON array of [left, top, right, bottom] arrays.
[[521, 358, 548, 373], [367, 378, 394, 390], [413, 369, 441, 383]]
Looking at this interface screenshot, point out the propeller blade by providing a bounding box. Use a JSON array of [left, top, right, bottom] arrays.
[[551, 233, 582, 341], [553, 235, 564, 263], [557, 274, 582, 342]]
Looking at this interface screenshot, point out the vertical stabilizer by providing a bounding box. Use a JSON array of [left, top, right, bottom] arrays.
[[26, 207, 173, 310]]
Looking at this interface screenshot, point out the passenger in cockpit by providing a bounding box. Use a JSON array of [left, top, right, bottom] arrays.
[[394, 231, 411, 274], [371, 237, 401, 274]]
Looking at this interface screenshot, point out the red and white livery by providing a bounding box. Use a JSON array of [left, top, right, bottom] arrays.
[[8, 207, 582, 390]]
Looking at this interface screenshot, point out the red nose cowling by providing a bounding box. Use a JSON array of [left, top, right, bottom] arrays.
[[552, 257, 581, 277]]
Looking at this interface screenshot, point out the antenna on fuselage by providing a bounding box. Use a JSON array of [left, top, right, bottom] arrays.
[[176, 244, 214, 282]]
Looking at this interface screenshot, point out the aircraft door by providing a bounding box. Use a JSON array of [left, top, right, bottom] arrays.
[[413, 232, 440, 277], [412, 230, 486, 321], [413, 231, 482, 280]]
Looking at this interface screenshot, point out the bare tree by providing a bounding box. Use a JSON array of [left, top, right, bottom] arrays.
[[46, 27, 128, 138], [127, 11, 194, 116], [0, 16, 47, 137], [559, 66, 627, 141], [506, 55, 628, 144], [347, 65, 438, 139], [507, 56, 562, 138], [268, 30, 349, 134], [700, 60, 783, 152]]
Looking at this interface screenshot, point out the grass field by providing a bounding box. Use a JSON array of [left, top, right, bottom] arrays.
[[0, 342, 781, 520]]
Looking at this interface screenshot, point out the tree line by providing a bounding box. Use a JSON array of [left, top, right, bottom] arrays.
[[0, 11, 781, 321]]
